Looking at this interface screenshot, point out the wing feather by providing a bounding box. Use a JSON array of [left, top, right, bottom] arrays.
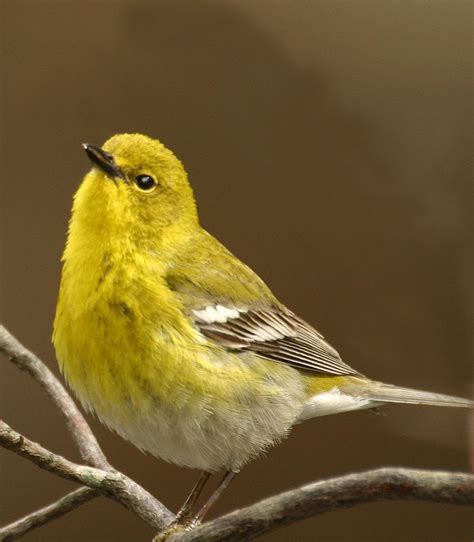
[[193, 305, 359, 376], [165, 230, 358, 376]]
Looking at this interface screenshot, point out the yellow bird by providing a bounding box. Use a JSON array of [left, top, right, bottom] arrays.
[[53, 133, 473, 524]]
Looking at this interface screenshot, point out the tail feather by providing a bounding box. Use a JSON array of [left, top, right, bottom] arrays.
[[366, 382, 474, 408]]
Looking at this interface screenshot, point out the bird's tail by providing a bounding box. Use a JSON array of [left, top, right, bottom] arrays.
[[365, 381, 474, 408]]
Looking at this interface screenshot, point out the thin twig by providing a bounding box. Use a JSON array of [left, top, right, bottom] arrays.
[[0, 487, 99, 541], [169, 468, 474, 542], [0, 324, 108, 469], [0, 420, 174, 530]]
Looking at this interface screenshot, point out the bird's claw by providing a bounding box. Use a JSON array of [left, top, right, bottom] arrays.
[[152, 517, 201, 541]]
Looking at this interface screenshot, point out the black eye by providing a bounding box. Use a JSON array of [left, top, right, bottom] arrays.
[[135, 174, 157, 191]]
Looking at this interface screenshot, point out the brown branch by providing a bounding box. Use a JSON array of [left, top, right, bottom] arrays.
[[0, 324, 107, 469], [169, 468, 474, 542], [1, 325, 473, 541], [0, 487, 99, 541], [0, 420, 174, 530], [0, 325, 175, 534]]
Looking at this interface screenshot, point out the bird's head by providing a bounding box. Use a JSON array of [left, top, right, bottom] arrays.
[[74, 133, 198, 248]]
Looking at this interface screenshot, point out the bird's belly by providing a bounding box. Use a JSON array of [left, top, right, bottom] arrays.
[[57, 315, 305, 471], [81, 369, 303, 472], [99, 395, 290, 472]]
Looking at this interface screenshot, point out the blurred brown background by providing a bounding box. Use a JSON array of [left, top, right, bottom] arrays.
[[0, 1, 472, 541]]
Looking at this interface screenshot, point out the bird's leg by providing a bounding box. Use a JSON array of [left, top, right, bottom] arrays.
[[175, 471, 211, 524], [191, 470, 237, 525]]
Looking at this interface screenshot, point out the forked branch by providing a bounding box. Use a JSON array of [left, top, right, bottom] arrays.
[[0, 324, 472, 542]]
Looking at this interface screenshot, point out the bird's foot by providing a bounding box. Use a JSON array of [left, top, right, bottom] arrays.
[[152, 518, 200, 541]]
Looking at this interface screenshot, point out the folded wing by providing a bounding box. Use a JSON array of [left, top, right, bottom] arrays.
[[192, 304, 359, 376]]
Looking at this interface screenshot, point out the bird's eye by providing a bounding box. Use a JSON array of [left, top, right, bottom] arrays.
[[134, 174, 157, 191]]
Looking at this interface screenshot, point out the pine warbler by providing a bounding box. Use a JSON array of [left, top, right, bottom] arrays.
[[53, 133, 473, 524]]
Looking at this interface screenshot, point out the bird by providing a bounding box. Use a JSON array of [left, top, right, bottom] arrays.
[[53, 133, 473, 526]]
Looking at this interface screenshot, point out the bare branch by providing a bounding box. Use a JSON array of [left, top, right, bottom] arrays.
[[0, 487, 99, 541], [0, 325, 108, 469], [0, 420, 174, 530], [0, 420, 111, 487], [170, 468, 474, 542], [0, 325, 175, 530], [2, 326, 472, 541]]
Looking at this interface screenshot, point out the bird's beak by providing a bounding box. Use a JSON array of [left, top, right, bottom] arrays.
[[82, 143, 125, 181]]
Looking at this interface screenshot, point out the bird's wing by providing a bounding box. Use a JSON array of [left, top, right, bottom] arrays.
[[166, 231, 359, 376], [191, 304, 359, 376]]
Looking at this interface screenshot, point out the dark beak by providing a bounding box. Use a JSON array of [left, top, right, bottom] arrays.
[[82, 143, 125, 180]]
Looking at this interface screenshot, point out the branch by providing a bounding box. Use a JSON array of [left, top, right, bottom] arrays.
[[0, 325, 175, 533], [1, 325, 473, 541], [170, 468, 474, 542], [0, 487, 98, 541], [0, 324, 107, 469], [0, 420, 174, 530]]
